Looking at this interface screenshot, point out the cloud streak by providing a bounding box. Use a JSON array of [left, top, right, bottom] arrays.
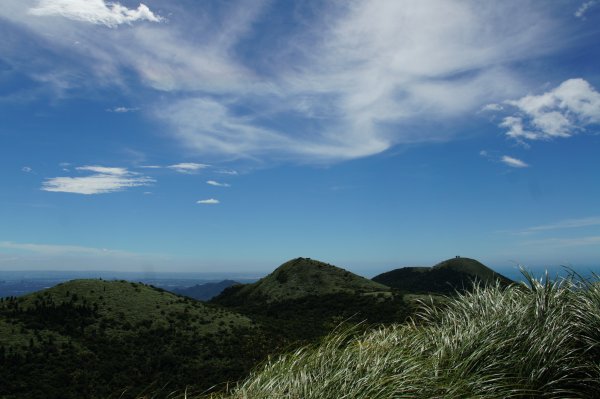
[[167, 163, 210, 174], [28, 0, 163, 28], [207, 180, 230, 187], [575, 1, 598, 18], [524, 216, 600, 233], [42, 165, 153, 194], [501, 156, 529, 168], [0, 241, 132, 256], [197, 199, 219, 204], [522, 236, 600, 248]]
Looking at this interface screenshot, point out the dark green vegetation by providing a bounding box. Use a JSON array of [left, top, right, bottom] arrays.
[[0, 256, 526, 398], [0, 280, 269, 399], [212, 258, 409, 342], [215, 258, 391, 303], [372, 256, 513, 295], [173, 279, 239, 301], [210, 273, 600, 399]]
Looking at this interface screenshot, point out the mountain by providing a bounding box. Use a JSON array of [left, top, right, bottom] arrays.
[[372, 256, 513, 295], [213, 258, 409, 342], [173, 279, 239, 301], [214, 257, 390, 305], [0, 279, 270, 399]]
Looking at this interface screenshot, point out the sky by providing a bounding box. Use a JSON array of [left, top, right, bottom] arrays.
[[1, 0, 599, 277]]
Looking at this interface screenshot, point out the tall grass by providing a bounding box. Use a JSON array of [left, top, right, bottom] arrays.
[[203, 272, 600, 399]]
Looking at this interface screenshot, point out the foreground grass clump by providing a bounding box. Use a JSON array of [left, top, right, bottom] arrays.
[[208, 274, 600, 399]]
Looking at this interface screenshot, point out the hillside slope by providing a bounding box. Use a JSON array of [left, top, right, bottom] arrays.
[[213, 258, 408, 342], [214, 257, 390, 305], [372, 257, 513, 295], [210, 275, 600, 399], [0, 279, 267, 399]]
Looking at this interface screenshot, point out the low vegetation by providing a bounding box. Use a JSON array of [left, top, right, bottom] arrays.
[[0, 280, 268, 399], [209, 272, 600, 399]]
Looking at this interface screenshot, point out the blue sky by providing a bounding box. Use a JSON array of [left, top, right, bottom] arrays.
[[1, 0, 599, 276]]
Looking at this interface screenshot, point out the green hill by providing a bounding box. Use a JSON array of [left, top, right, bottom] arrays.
[[213, 258, 408, 343], [214, 257, 390, 305], [210, 274, 600, 399], [0, 279, 269, 399], [372, 257, 513, 295]]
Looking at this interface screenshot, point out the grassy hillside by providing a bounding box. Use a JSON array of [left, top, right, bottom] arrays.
[[0, 279, 269, 399], [208, 274, 600, 399], [372, 257, 513, 295], [215, 257, 390, 304], [213, 258, 408, 343]]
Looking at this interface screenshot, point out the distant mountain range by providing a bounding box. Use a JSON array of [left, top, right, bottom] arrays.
[[0, 256, 514, 398], [173, 279, 239, 301]]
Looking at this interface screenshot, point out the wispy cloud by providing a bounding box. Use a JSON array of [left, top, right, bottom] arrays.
[[217, 169, 238, 175], [107, 106, 139, 113], [0, 240, 131, 256], [501, 155, 529, 168], [138, 165, 161, 169], [495, 79, 600, 143], [481, 103, 504, 112], [207, 180, 230, 187], [197, 198, 219, 204], [575, 1, 598, 18], [22, 166, 33, 173], [522, 236, 600, 248], [523, 216, 600, 233], [41, 165, 153, 194], [167, 163, 210, 174], [2, 1, 562, 163], [28, 0, 163, 28]]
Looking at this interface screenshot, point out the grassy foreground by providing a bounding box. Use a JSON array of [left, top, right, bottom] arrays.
[[202, 272, 600, 399]]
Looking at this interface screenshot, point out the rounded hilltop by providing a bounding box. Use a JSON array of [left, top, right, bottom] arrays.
[[214, 257, 390, 304], [372, 256, 513, 295]]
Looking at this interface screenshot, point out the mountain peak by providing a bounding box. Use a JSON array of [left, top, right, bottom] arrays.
[[214, 258, 389, 304], [372, 257, 513, 295]]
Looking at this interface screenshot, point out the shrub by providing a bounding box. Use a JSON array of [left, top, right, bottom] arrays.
[[207, 272, 600, 399]]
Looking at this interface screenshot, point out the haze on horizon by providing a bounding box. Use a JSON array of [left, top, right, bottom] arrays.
[[1, 0, 599, 276]]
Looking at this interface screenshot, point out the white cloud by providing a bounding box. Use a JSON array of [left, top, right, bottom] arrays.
[[206, 180, 230, 187], [498, 79, 600, 142], [481, 103, 504, 112], [2, 1, 569, 162], [139, 165, 161, 169], [217, 169, 238, 175], [108, 106, 139, 113], [167, 163, 210, 174], [197, 199, 220, 204], [22, 166, 33, 173], [575, 1, 598, 18], [29, 0, 163, 28], [41, 165, 153, 194], [501, 155, 529, 168], [156, 1, 556, 162]]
